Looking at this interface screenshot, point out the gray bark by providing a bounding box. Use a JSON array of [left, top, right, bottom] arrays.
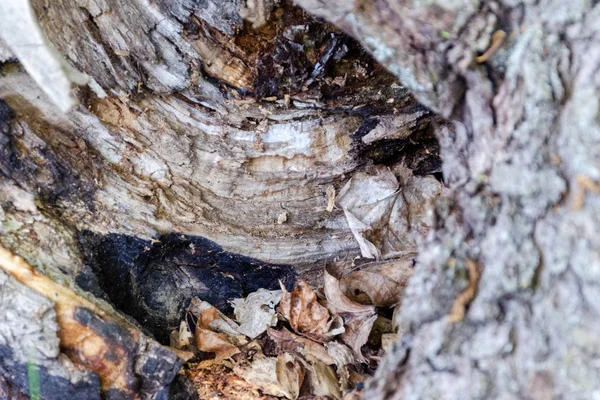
[[292, 0, 600, 399]]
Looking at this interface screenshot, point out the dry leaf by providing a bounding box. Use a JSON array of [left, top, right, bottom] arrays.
[[336, 166, 442, 260], [276, 353, 305, 399], [233, 356, 289, 398], [231, 289, 282, 339], [340, 255, 415, 307], [325, 341, 355, 369], [340, 312, 377, 363], [267, 327, 335, 365], [186, 359, 278, 400], [189, 297, 242, 336], [300, 355, 342, 400], [195, 325, 241, 361], [170, 320, 193, 349], [323, 270, 376, 362], [323, 270, 375, 315], [278, 280, 332, 340]]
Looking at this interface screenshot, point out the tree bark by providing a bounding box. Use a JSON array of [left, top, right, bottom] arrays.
[[2, 0, 599, 399], [292, 1, 600, 399]]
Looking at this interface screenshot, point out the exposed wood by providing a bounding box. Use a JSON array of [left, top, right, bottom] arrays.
[[0, 0, 443, 398], [0, 247, 181, 399]]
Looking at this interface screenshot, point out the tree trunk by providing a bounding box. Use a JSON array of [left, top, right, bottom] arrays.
[[1, 0, 599, 399], [293, 1, 600, 399]]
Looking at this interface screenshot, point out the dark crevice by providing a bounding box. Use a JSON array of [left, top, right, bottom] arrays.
[[76, 231, 296, 344]]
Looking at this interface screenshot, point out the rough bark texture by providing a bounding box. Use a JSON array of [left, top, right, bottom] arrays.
[[1, 0, 599, 399], [293, 0, 600, 398]]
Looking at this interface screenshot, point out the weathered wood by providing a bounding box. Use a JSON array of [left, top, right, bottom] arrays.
[[0, 248, 181, 399], [0, 0, 444, 398]]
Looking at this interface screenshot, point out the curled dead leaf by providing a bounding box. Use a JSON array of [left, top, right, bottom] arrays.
[[340, 312, 377, 363], [276, 353, 305, 399], [195, 325, 241, 361], [323, 270, 376, 362], [339, 255, 415, 307], [231, 289, 282, 339], [233, 356, 289, 398], [323, 270, 375, 315], [170, 320, 193, 349], [189, 297, 242, 336], [278, 280, 332, 341], [300, 355, 342, 400], [267, 327, 335, 365]]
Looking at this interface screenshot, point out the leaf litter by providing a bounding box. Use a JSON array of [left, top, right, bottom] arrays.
[[180, 258, 415, 399]]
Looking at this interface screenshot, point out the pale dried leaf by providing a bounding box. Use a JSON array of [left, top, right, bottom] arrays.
[[340, 313, 377, 363], [233, 356, 289, 398], [276, 353, 305, 399], [189, 297, 242, 336], [325, 341, 355, 368], [195, 325, 240, 361], [327, 315, 346, 337], [323, 270, 375, 315], [278, 280, 331, 340], [301, 355, 342, 399], [267, 327, 335, 365], [342, 209, 381, 259], [231, 289, 282, 339], [336, 165, 442, 260], [169, 320, 193, 349], [340, 255, 414, 307]]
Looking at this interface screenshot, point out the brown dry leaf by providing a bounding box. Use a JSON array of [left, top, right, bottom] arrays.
[[276, 353, 305, 399], [195, 325, 241, 361], [340, 312, 377, 363], [339, 255, 415, 307], [336, 165, 443, 260], [323, 270, 375, 315], [190, 298, 243, 336], [233, 356, 289, 398], [186, 359, 279, 400], [278, 280, 332, 340], [300, 355, 342, 400], [267, 327, 335, 365]]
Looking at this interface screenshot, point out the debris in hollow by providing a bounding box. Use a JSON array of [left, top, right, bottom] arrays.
[[183, 258, 411, 399]]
